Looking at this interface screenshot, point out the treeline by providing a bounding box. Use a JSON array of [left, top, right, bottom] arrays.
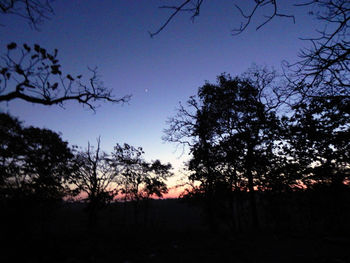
[[0, 112, 173, 228], [164, 66, 350, 232]]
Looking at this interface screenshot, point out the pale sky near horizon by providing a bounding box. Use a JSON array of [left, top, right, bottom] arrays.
[[0, 1, 321, 195]]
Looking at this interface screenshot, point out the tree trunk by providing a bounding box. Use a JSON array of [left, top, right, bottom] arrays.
[[246, 146, 259, 231]]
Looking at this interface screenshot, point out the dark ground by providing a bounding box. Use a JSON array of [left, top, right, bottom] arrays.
[[1, 193, 350, 263]]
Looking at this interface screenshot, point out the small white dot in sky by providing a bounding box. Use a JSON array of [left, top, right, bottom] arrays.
[[144, 88, 149, 93]]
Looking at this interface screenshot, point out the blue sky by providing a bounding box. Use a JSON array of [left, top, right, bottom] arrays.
[[0, 1, 320, 187]]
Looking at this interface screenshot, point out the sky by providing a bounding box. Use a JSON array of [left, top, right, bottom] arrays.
[[0, 0, 321, 195]]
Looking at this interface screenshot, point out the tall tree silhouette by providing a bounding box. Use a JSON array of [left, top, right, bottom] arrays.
[[71, 137, 117, 230], [165, 71, 282, 230], [0, 112, 75, 246]]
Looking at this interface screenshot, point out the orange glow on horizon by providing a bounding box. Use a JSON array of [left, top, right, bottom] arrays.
[[161, 187, 183, 199]]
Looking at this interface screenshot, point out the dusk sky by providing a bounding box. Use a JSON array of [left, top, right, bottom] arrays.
[[0, 0, 320, 190]]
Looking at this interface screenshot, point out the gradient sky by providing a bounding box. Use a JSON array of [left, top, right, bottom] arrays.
[[0, 1, 321, 192]]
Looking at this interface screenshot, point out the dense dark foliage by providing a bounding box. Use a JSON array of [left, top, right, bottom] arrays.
[[0, 113, 74, 204], [164, 65, 349, 235]]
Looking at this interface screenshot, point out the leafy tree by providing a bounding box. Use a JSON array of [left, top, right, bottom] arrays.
[[113, 143, 173, 225], [0, 112, 75, 244], [165, 70, 282, 230], [0, 112, 74, 203], [20, 126, 74, 202], [0, 112, 23, 199], [0, 112, 76, 258], [113, 144, 146, 203], [144, 159, 173, 198], [286, 97, 350, 188], [113, 143, 173, 201]]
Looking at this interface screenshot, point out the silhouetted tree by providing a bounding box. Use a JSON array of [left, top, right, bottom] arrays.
[[165, 70, 282, 230], [144, 159, 173, 199], [71, 137, 117, 230], [20, 126, 74, 203], [113, 143, 173, 225], [0, 112, 75, 245], [113, 144, 146, 203], [0, 43, 131, 110], [0, 113, 73, 204], [286, 97, 350, 188], [113, 144, 172, 201], [0, 113, 23, 200]]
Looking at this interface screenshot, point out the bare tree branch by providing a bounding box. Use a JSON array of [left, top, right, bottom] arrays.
[[284, 0, 350, 100], [150, 0, 295, 37], [149, 0, 203, 37], [0, 0, 54, 29], [0, 43, 131, 111]]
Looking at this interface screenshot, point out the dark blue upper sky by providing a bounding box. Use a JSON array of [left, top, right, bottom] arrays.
[[0, 0, 320, 178]]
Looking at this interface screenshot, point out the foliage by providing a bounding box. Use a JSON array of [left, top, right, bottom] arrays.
[[0, 112, 74, 204], [165, 66, 350, 230], [113, 143, 173, 201], [166, 69, 282, 191], [285, 96, 350, 188]]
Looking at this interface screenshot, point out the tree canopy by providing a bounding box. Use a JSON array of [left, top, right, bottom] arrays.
[[0, 113, 74, 203]]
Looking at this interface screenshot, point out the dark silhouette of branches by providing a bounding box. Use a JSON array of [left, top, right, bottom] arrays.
[[163, 96, 198, 151], [70, 137, 118, 235], [284, 0, 350, 99], [71, 137, 117, 207], [113, 143, 173, 201], [112, 143, 172, 226], [149, 0, 203, 37], [0, 0, 54, 28], [165, 70, 284, 230], [149, 0, 294, 37], [232, 0, 295, 35], [1, 2, 131, 111], [0, 43, 131, 111], [151, 1, 349, 100]]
